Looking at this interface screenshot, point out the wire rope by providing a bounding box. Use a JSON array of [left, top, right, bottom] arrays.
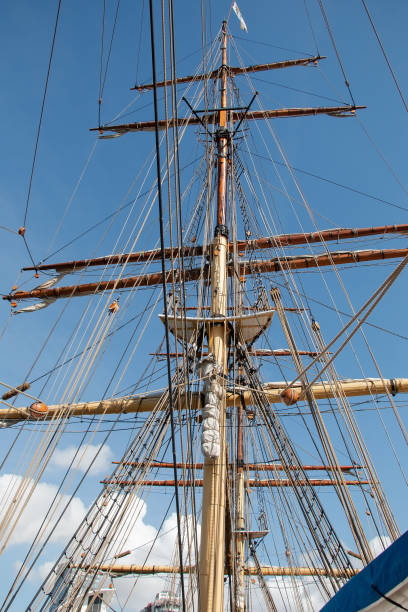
[[22, 0, 63, 259]]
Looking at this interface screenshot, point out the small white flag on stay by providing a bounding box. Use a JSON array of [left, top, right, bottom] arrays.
[[232, 2, 248, 32]]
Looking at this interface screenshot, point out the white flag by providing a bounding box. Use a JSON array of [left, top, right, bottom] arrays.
[[232, 2, 248, 32]]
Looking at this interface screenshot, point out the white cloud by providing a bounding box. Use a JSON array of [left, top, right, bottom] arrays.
[[0, 473, 87, 547], [37, 560, 56, 581], [262, 575, 326, 612], [369, 534, 391, 557], [25, 498, 199, 612], [52, 443, 113, 476], [97, 501, 200, 611], [2, 475, 397, 612], [254, 534, 393, 612]]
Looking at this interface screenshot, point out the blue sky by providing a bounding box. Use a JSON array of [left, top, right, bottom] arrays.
[[0, 1, 408, 609]]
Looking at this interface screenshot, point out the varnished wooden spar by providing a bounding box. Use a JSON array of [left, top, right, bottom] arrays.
[[1, 377, 407, 422], [23, 224, 408, 273], [6, 267, 199, 301], [112, 461, 358, 472], [1, 382, 30, 400], [80, 564, 358, 578], [152, 350, 321, 357], [200, 21, 229, 611], [100, 478, 368, 487], [91, 105, 365, 135], [131, 56, 325, 90], [7, 247, 408, 302]]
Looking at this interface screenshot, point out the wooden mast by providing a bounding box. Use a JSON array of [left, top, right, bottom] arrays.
[[234, 393, 246, 611], [199, 20, 229, 612]]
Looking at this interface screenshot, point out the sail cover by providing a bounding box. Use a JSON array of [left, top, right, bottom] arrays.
[[320, 531, 408, 611]]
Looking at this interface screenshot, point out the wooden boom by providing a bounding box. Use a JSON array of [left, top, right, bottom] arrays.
[[132, 56, 325, 90], [0, 377, 406, 423], [7, 247, 408, 302], [101, 478, 368, 487], [91, 105, 365, 136], [112, 461, 359, 472], [81, 563, 358, 578], [23, 224, 408, 273], [151, 350, 321, 357]]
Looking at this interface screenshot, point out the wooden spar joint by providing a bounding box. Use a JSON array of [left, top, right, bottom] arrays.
[[1, 382, 30, 401], [18, 227, 25, 237], [280, 388, 300, 406], [10, 301, 17, 308], [28, 401, 49, 419]]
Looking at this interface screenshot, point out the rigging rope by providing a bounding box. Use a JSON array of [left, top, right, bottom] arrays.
[[22, 0, 63, 268], [98, 0, 106, 126], [316, 0, 356, 106], [361, 0, 408, 114], [148, 0, 186, 607], [252, 153, 408, 214], [303, 0, 320, 56]]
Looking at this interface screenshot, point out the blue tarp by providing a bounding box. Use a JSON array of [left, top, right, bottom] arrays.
[[320, 531, 408, 611]]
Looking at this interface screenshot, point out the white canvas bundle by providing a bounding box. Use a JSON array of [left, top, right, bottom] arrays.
[[206, 391, 220, 406], [202, 440, 221, 458], [14, 297, 57, 314], [197, 354, 217, 379], [202, 417, 219, 432], [202, 406, 219, 420], [198, 354, 223, 458], [206, 379, 224, 398], [201, 429, 220, 443], [36, 270, 70, 290], [14, 270, 73, 314]]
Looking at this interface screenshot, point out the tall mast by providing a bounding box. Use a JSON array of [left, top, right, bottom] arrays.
[[199, 20, 229, 612], [234, 387, 246, 610]]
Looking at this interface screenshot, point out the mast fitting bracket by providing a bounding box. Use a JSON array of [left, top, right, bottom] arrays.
[[215, 127, 230, 141], [214, 224, 229, 239]]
